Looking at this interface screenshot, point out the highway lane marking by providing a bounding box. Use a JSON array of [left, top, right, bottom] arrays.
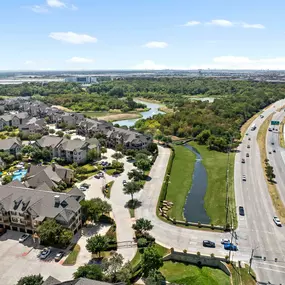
[[255, 266, 285, 274], [255, 262, 285, 269]]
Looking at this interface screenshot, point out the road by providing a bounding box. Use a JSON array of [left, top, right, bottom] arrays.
[[235, 100, 285, 284]]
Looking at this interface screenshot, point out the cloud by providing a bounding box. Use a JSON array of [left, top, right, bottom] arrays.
[[133, 60, 167, 70], [46, 0, 66, 8], [24, 60, 35, 65], [71, 4, 78, 11], [241, 22, 265, 29], [49, 32, 97, 44], [143, 41, 168, 48], [66, 57, 94, 63], [182, 21, 200, 26], [30, 5, 49, 13], [207, 19, 234, 27], [190, 56, 285, 70]]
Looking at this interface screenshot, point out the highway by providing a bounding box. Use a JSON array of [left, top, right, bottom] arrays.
[[235, 100, 285, 284]]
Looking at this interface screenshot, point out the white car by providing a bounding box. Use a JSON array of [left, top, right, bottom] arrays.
[[19, 233, 30, 243], [221, 238, 230, 244], [39, 248, 51, 259], [79, 186, 87, 191], [273, 216, 282, 227], [242, 175, 246, 181]]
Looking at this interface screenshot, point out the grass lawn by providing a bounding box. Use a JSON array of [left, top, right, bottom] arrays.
[[160, 261, 230, 285], [188, 142, 236, 226], [257, 114, 285, 223], [63, 244, 80, 265], [279, 118, 285, 148], [166, 145, 196, 220], [228, 264, 256, 285]]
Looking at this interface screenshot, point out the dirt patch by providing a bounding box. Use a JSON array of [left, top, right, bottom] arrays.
[[52, 105, 73, 112], [100, 113, 141, 122], [257, 114, 285, 223]]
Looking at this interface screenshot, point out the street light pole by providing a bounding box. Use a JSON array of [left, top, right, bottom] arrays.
[[248, 248, 254, 274]]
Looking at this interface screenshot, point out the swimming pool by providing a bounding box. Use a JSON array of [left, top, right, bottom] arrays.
[[12, 169, 27, 181]]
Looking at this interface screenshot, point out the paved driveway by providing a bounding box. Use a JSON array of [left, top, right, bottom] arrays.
[[0, 231, 75, 285]]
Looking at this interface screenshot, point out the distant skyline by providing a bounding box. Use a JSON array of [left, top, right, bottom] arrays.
[[1, 0, 285, 70]]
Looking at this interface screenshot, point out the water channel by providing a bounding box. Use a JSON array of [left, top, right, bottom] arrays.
[[183, 145, 210, 224], [112, 99, 165, 127]]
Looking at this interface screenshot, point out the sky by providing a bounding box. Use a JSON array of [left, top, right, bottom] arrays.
[[1, 0, 285, 70]]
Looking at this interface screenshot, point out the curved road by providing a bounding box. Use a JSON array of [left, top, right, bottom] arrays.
[[137, 99, 285, 284]]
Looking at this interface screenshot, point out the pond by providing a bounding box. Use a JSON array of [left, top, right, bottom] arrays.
[[112, 99, 165, 127], [183, 145, 210, 224]]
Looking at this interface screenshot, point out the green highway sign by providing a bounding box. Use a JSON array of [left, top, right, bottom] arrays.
[[271, 121, 280, 125]]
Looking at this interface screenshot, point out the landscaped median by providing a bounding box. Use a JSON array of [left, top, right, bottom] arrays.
[[63, 244, 81, 265], [157, 142, 236, 230], [257, 114, 285, 222]]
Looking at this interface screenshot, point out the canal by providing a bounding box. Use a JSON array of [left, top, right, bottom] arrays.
[[183, 144, 210, 224]]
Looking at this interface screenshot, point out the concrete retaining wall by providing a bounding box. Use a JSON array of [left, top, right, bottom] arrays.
[[163, 250, 231, 276]]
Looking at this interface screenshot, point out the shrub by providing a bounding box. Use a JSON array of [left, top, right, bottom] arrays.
[[137, 238, 148, 248], [183, 249, 187, 253], [197, 251, 201, 256], [211, 253, 215, 258]]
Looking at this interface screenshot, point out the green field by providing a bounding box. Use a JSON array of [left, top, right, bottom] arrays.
[[188, 142, 236, 226], [160, 261, 230, 285], [166, 145, 196, 220]]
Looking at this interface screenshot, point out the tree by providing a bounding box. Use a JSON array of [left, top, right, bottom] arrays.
[[112, 152, 124, 160], [145, 270, 165, 285], [196, 129, 211, 144], [87, 149, 99, 162], [123, 181, 142, 202], [128, 169, 145, 181], [80, 198, 111, 222], [102, 252, 124, 282], [147, 142, 158, 154], [132, 218, 153, 234], [2, 175, 12, 185], [265, 163, 276, 181], [16, 274, 43, 285], [116, 261, 133, 283], [65, 134, 71, 139], [73, 264, 103, 280], [56, 131, 64, 137], [136, 158, 151, 171], [36, 219, 72, 246], [86, 235, 109, 257], [49, 128, 55, 134], [100, 147, 107, 154], [141, 247, 163, 277]]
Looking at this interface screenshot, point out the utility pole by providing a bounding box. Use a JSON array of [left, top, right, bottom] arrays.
[[248, 248, 254, 274]]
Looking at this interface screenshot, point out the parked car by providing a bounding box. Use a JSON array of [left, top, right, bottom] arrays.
[[94, 174, 100, 179], [221, 238, 230, 244], [55, 251, 64, 262], [260, 115, 264, 118], [79, 186, 87, 191], [0, 228, 7, 236], [123, 180, 127, 186], [239, 206, 245, 216], [224, 243, 238, 251], [19, 233, 30, 243], [39, 248, 51, 259], [241, 158, 245, 163], [203, 240, 215, 248], [242, 175, 246, 181], [81, 183, 90, 188], [246, 153, 249, 157], [273, 216, 282, 227]]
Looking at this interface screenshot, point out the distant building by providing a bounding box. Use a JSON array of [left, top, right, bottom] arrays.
[[64, 76, 97, 84]]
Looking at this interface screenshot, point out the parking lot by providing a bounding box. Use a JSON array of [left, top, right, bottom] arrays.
[[0, 231, 75, 285]]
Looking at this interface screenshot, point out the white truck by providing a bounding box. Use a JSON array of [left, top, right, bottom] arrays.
[[251, 123, 256, 131]]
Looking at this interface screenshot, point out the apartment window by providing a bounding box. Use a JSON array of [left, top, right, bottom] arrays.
[[11, 217, 18, 223], [19, 219, 25, 224], [19, 213, 24, 217], [10, 211, 17, 215]]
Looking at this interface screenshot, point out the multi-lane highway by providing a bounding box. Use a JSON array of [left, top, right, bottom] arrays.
[[235, 100, 285, 284]]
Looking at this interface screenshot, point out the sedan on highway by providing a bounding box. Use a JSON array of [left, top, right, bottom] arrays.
[[224, 243, 238, 251], [241, 158, 245, 163], [203, 240, 215, 248], [273, 216, 282, 227], [246, 153, 249, 157], [221, 239, 230, 244], [247, 145, 250, 148], [239, 206, 245, 216], [242, 175, 246, 181]]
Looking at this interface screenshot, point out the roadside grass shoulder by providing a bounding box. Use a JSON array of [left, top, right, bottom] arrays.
[[165, 145, 196, 220], [188, 142, 236, 227], [160, 261, 230, 285], [279, 119, 285, 148], [257, 114, 285, 223], [228, 264, 256, 285]]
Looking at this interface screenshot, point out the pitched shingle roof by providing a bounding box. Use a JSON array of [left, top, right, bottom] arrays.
[[0, 138, 21, 151]]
